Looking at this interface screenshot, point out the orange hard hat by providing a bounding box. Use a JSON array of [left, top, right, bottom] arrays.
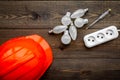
[[0, 34, 53, 80]]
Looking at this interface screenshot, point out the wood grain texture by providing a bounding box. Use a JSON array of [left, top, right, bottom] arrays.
[[0, 1, 120, 80]]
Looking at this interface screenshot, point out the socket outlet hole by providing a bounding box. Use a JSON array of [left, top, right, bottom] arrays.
[[97, 33, 105, 39], [87, 36, 95, 43], [106, 30, 114, 36]]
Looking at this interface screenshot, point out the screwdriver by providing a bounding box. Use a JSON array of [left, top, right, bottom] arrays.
[[86, 9, 111, 29]]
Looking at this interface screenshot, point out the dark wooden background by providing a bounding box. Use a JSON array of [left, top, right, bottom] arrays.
[[0, 1, 120, 80]]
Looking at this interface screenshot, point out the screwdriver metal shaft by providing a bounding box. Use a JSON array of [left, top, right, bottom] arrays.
[[86, 9, 111, 29]]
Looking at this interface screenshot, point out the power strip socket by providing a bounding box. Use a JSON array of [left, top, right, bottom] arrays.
[[84, 26, 119, 48]]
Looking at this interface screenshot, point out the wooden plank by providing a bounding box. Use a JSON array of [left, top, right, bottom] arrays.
[[0, 1, 120, 29], [50, 59, 120, 70], [41, 70, 120, 80], [0, 29, 119, 59], [40, 59, 120, 80]]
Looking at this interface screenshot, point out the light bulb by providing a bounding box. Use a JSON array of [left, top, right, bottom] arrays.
[[61, 30, 71, 45], [69, 22, 77, 40], [61, 12, 71, 26], [74, 18, 88, 28], [71, 8, 88, 18], [49, 25, 67, 34]]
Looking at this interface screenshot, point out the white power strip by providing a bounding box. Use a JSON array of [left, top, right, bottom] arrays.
[[83, 26, 119, 48]]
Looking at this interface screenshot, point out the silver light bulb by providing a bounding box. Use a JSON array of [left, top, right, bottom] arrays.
[[74, 18, 88, 28], [61, 12, 71, 26], [71, 8, 88, 18], [61, 30, 71, 45], [69, 22, 77, 40], [49, 25, 67, 34]]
